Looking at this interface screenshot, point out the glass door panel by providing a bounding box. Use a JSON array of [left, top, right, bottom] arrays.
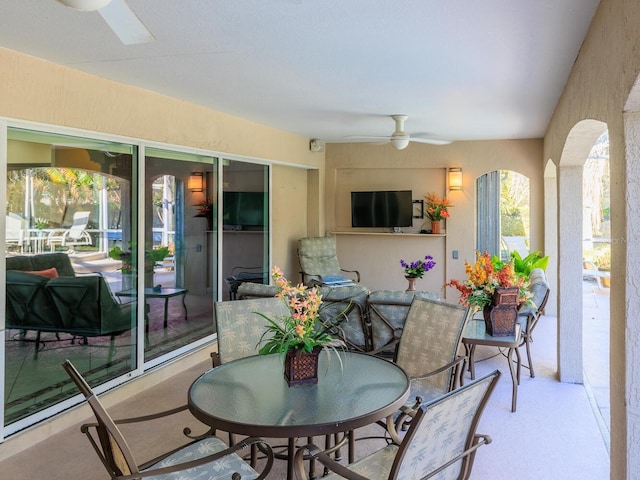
[[221, 160, 269, 300], [4, 127, 137, 427], [143, 148, 216, 362]]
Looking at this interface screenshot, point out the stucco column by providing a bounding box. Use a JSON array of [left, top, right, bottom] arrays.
[[557, 165, 583, 383], [622, 112, 640, 478]]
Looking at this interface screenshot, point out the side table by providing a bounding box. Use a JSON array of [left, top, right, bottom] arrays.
[[462, 319, 522, 412]]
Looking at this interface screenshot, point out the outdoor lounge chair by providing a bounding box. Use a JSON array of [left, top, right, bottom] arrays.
[[47, 211, 92, 252], [298, 236, 360, 287]]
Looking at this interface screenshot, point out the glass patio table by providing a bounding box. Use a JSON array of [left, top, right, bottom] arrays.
[[188, 350, 410, 479]]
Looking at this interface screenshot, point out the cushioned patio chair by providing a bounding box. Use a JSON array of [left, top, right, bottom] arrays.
[[366, 290, 440, 358], [294, 370, 501, 480], [386, 296, 470, 441], [517, 268, 551, 378], [317, 284, 371, 353], [62, 359, 273, 480], [298, 236, 360, 287]]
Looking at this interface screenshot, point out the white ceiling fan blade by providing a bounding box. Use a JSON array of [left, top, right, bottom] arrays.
[[98, 0, 154, 45], [345, 135, 391, 140], [410, 137, 452, 146]]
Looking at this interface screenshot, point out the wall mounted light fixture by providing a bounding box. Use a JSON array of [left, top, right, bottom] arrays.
[[448, 167, 463, 191], [188, 172, 204, 192]]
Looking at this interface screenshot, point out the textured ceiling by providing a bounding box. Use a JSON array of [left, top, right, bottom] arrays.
[[0, 0, 600, 144]]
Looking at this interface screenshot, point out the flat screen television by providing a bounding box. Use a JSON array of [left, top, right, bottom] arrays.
[[223, 191, 265, 226], [351, 190, 413, 228]]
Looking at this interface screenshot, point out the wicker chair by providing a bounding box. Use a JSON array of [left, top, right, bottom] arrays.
[[62, 359, 273, 480], [294, 370, 501, 480]]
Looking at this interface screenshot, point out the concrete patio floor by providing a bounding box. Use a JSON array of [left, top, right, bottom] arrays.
[[0, 285, 611, 479]]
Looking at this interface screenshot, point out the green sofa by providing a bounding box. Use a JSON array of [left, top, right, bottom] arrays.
[[6, 253, 133, 357]]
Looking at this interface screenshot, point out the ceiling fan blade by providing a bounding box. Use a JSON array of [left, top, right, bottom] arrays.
[[98, 0, 154, 45], [345, 135, 391, 140], [410, 137, 452, 146]]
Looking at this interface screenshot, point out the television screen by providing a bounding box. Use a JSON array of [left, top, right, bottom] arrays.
[[223, 191, 266, 226], [351, 190, 413, 228]]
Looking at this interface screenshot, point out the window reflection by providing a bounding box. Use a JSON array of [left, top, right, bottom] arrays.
[[4, 128, 137, 426]]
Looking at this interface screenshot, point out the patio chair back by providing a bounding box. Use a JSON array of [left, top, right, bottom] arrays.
[[391, 370, 501, 480], [395, 296, 470, 403], [214, 297, 289, 364]]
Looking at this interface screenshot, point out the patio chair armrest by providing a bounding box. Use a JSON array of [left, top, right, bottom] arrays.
[[410, 355, 467, 383], [124, 437, 274, 480], [365, 338, 400, 358], [340, 268, 361, 283], [421, 433, 492, 479], [294, 443, 369, 480], [110, 404, 190, 425]]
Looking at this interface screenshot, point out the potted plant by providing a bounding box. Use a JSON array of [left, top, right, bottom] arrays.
[[194, 198, 214, 230], [424, 192, 453, 234], [400, 255, 436, 291], [109, 244, 171, 289], [446, 251, 532, 336], [257, 266, 344, 386]]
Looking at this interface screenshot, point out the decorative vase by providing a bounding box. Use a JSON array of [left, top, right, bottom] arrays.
[[431, 220, 441, 234], [483, 287, 519, 336], [284, 347, 321, 386], [405, 276, 417, 292]]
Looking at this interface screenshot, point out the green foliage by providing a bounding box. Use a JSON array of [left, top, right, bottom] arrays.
[[510, 251, 550, 277]]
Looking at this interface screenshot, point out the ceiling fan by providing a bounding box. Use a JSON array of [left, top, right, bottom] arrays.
[[347, 114, 451, 150], [57, 0, 154, 45]]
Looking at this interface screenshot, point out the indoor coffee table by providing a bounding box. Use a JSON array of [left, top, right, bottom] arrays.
[[462, 318, 522, 412], [188, 351, 410, 479]]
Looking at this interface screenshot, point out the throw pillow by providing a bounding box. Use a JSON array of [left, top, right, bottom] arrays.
[[25, 267, 59, 279]]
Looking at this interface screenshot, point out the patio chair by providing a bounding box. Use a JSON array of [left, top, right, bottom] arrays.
[[387, 296, 470, 441], [517, 268, 551, 378], [47, 211, 92, 252], [298, 236, 360, 287], [61, 360, 273, 480], [294, 370, 501, 480]]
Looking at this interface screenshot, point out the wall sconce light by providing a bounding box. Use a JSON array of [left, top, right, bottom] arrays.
[[188, 172, 204, 192], [448, 167, 463, 191]]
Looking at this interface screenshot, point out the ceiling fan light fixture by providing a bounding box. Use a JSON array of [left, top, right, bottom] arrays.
[[57, 0, 112, 11], [390, 137, 410, 150]]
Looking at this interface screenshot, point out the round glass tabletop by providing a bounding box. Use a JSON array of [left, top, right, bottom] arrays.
[[188, 350, 410, 438]]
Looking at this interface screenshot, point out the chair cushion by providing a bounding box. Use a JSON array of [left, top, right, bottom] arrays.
[[143, 436, 262, 480]]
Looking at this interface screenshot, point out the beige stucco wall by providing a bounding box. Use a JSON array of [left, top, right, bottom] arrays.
[[325, 139, 544, 295], [0, 47, 322, 279], [544, 0, 640, 477]]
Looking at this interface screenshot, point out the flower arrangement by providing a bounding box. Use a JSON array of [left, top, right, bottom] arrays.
[[258, 266, 342, 355], [445, 251, 532, 310], [400, 255, 436, 278], [424, 192, 453, 221], [194, 198, 214, 219]]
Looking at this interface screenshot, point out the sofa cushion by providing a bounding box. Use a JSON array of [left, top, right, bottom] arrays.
[[29, 253, 75, 277], [6, 270, 62, 330]]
